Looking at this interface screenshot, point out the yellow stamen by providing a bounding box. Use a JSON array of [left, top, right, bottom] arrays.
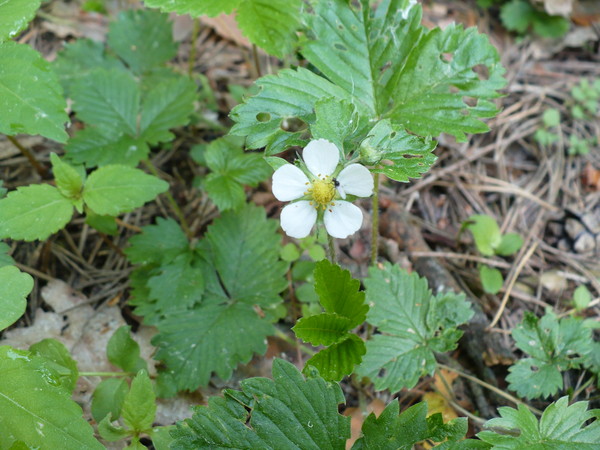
[[311, 178, 336, 209]]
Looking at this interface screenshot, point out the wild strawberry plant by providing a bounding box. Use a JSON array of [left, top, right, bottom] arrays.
[[1, 0, 599, 448]]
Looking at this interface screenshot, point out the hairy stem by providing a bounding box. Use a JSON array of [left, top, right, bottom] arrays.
[[7, 135, 47, 177], [252, 44, 262, 78], [188, 18, 200, 77], [327, 234, 337, 264], [370, 172, 380, 265], [143, 159, 193, 239]]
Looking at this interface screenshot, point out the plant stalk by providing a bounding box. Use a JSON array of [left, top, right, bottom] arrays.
[[327, 234, 337, 264], [370, 172, 380, 265], [7, 135, 47, 177], [188, 18, 200, 77]]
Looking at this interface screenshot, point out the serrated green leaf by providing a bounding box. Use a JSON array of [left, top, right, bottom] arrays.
[[171, 359, 350, 449], [359, 119, 437, 182], [92, 378, 129, 423], [125, 218, 189, 265], [151, 205, 288, 392], [0, 184, 73, 241], [0, 346, 104, 449], [293, 313, 353, 346], [203, 173, 246, 211], [479, 397, 600, 447], [479, 265, 503, 294], [142, 0, 241, 17], [65, 127, 150, 168], [29, 339, 78, 395], [122, 370, 156, 432], [314, 260, 368, 328], [311, 97, 360, 153], [495, 232, 523, 256], [107, 326, 147, 374], [51, 153, 83, 200], [0, 242, 15, 268], [52, 39, 125, 94], [353, 401, 468, 450], [506, 311, 593, 399], [0, 265, 32, 331], [464, 214, 501, 256], [0, 42, 68, 142], [236, 0, 300, 57], [71, 69, 140, 135], [139, 75, 197, 144], [0, 0, 42, 42], [357, 263, 473, 392], [108, 9, 177, 74], [304, 334, 366, 381], [83, 165, 168, 216]]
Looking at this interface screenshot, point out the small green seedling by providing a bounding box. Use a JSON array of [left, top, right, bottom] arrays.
[[534, 108, 560, 146], [462, 214, 524, 294], [572, 285, 592, 311], [571, 79, 600, 119]]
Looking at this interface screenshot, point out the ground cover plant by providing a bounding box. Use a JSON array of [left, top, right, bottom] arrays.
[[1, 0, 600, 448]]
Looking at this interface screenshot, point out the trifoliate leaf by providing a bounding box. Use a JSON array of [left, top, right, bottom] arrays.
[[0, 0, 42, 42], [479, 265, 503, 294], [311, 97, 360, 153], [202, 136, 271, 211], [313, 259, 368, 328], [303, 334, 366, 381], [353, 401, 468, 449], [0, 242, 15, 268], [357, 263, 473, 392], [0, 265, 32, 331], [293, 313, 353, 346], [65, 127, 150, 168], [108, 9, 177, 74], [71, 69, 140, 136], [121, 370, 156, 432], [170, 359, 350, 449], [29, 339, 78, 395], [125, 218, 189, 265], [139, 76, 197, 144], [142, 0, 241, 17], [495, 232, 523, 256], [463, 214, 501, 256], [107, 326, 147, 374], [236, 0, 301, 57], [92, 378, 129, 423], [52, 39, 125, 94], [359, 120, 437, 182], [0, 42, 69, 142], [151, 205, 288, 392], [0, 184, 73, 241], [51, 153, 83, 201], [478, 397, 600, 447], [506, 311, 593, 399], [83, 165, 169, 216], [0, 346, 104, 449]]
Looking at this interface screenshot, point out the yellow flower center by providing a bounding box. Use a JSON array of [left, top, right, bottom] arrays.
[[307, 178, 336, 209]]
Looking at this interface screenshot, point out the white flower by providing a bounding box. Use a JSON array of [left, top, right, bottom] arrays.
[[272, 139, 374, 239]]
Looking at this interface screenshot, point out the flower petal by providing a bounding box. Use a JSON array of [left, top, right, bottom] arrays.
[[272, 164, 310, 201], [324, 201, 363, 239], [280, 201, 317, 239], [336, 164, 374, 198], [303, 139, 340, 178]]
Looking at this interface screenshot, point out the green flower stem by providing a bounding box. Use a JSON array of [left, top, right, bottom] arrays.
[[370, 172, 380, 265], [252, 44, 262, 78], [327, 234, 336, 264], [274, 328, 316, 357], [7, 135, 47, 178], [143, 159, 193, 239], [188, 18, 200, 77], [79, 371, 133, 377]]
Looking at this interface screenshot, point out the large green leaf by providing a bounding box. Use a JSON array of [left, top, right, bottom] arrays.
[[71, 69, 139, 136], [107, 9, 178, 75], [29, 339, 79, 395], [0, 242, 15, 268], [0, 265, 33, 331], [125, 217, 189, 265], [171, 359, 350, 449], [151, 205, 288, 392], [0, 0, 42, 42], [236, 0, 301, 57], [357, 263, 473, 392], [0, 346, 104, 449], [0, 184, 74, 241], [0, 42, 68, 142], [142, 0, 241, 17], [478, 397, 600, 447], [506, 311, 593, 399], [83, 165, 169, 216]]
